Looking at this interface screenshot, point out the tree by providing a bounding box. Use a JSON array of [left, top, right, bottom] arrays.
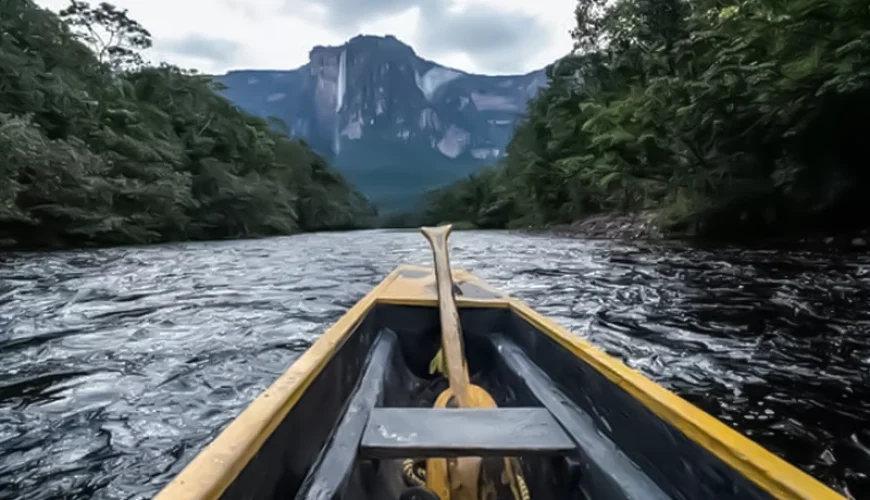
[[423, 0, 870, 242], [0, 0, 374, 249], [58, 0, 152, 70]]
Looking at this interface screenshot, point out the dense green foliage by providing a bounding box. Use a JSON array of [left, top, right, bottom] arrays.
[[0, 0, 373, 250], [423, 0, 870, 240]]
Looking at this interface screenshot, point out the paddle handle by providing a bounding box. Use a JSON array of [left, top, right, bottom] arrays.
[[421, 224, 472, 408]]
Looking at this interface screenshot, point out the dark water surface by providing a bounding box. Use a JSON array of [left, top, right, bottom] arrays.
[[0, 230, 868, 499]]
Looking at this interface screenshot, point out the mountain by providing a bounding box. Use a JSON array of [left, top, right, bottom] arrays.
[[214, 35, 547, 211]]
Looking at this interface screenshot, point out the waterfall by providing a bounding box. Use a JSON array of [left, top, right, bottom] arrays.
[[336, 49, 347, 112], [334, 49, 347, 154]]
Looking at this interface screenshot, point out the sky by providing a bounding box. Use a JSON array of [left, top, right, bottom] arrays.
[[35, 0, 577, 75]]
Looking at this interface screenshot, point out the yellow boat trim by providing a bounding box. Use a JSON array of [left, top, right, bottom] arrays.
[[156, 265, 845, 500], [153, 268, 403, 500], [377, 266, 844, 499], [510, 301, 845, 500]]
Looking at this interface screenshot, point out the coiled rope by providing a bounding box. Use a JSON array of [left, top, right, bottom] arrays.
[[402, 457, 531, 500]]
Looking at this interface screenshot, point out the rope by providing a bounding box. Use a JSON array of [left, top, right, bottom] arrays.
[[417, 351, 533, 500], [402, 458, 427, 487], [507, 458, 531, 500], [402, 457, 530, 500], [515, 472, 530, 500]]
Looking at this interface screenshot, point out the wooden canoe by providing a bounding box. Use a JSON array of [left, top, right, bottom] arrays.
[[155, 264, 845, 500]]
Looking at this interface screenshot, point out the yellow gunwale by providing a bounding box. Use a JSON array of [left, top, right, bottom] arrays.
[[508, 302, 845, 500], [155, 265, 845, 500], [153, 268, 402, 500]]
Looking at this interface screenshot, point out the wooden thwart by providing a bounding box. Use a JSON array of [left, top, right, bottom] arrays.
[[359, 407, 575, 459]]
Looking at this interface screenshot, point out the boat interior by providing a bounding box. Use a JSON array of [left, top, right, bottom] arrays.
[[221, 304, 778, 500]]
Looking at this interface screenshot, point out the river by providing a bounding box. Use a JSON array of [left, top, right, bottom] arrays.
[[0, 229, 868, 499]]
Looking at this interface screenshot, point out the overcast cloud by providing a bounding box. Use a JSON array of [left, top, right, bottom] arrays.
[[35, 0, 575, 75], [163, 34, 242, 67]]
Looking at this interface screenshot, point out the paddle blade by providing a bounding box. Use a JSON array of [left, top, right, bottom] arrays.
[[421, 224, 454, 247]]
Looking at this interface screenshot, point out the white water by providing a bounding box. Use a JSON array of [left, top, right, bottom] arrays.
[[334, 49, 348, 154], [336, 49, 347, 112]]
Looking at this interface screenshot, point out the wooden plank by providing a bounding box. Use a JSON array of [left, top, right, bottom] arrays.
[[360, 407, 575, 459], [295, 330, 397, 500], [490, 333, 670, 500]]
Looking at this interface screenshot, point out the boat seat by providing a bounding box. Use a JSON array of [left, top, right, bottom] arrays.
[[359, 407, 575, 459]]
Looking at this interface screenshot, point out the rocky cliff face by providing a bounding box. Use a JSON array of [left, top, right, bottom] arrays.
[[215, 35, 546, 210]]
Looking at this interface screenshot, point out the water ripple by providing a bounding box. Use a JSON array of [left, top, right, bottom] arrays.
[[0, 230, 868, 499]]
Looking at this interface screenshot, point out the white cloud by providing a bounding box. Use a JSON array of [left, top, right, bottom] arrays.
[[356, 8, 421, 47], [35, 0, 575, 75]]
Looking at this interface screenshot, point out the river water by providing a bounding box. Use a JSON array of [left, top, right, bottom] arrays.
[[0, 230, 868, 499]]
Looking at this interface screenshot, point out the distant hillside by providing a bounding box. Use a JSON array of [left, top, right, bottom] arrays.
[[214, 35, 546, 211]]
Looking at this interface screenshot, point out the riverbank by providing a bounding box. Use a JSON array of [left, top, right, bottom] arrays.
[[542, 211, 869, 252], [543, 211, 664, 240]]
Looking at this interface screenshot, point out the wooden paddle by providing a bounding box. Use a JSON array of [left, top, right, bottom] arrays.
[[420, 225, 499, 500]]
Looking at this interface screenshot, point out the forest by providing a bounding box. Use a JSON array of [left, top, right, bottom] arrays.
[[0, 0, 374, 250], [423, 0, 870, 241]]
